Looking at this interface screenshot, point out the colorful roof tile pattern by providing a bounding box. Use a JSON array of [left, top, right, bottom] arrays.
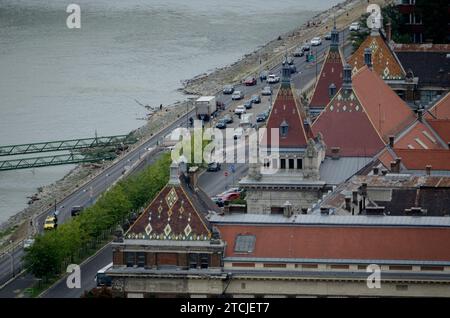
[[309, 46, 344, 109], [348, 32, 405, 80], [126, 183, 211, 241], [352, 67, 416, 141], [311, 86, 385, 157], [426, 92, 450, 120], [263, 84, 309, 149]]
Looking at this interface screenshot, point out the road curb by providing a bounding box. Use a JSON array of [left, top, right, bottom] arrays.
[[0, 269, 26, 291]]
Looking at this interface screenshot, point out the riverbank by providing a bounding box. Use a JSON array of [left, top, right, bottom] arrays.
[[0, 0, 385, 248]]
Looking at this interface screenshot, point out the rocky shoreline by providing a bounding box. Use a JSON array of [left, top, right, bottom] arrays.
[[0, 0, 377, 247]]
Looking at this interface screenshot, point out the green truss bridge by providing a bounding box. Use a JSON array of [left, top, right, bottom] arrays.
[[0, 135, 137, 157], [0, 153, 117, 171]]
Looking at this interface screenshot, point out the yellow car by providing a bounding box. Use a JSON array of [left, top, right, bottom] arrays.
[[44, 216, 57, 230]]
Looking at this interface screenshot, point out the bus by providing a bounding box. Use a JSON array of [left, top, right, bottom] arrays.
[[95, 262, 113, 287]]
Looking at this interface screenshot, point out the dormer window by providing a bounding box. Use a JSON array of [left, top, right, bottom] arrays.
[[280, 120, 289, 137]]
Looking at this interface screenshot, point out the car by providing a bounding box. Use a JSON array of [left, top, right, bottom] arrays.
[[243, 100, 253, 109], [301, 44, 310, 52], [233, 127, 244, 139], [259, 70, 269, 81], [324, 32, 332, 40], [223, 85, 235, 94], [219, 187, 242, 196], [266, 74, 280, 84], [221, 191, 241, 202], [231, 91, 244, 100], [261, 86, 272, 96], [44, 215, 57, 230], [349, 22, 360, 31], [211, 196, 224, 207], [256, 111, 269, 122], [234, 105, 246, 115], [215, 120, 227, 129], [71, 205, 83, 217], [289, 64, 297, 74], [286, 56, 294, 65], [251, 94, 261, 104], [293, 48, 304, 57], [207, 162, 221, 172], [311, 37, 322, 46], [222, 114, 233, 124], [23, 238, 35, 250], [244, 76, 257, 86]]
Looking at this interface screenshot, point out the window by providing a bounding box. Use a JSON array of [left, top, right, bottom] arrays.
[[280, 120, 289, 137], [297, 159, 303, 169], [288, 158, 294, 169], [125, 252, 135, 267], [137, 252, 146, 268], [200, 254, 210, 269], [189, 253, 198, 269], [280, 159, 286, 169], [234, 234, 256, 253]]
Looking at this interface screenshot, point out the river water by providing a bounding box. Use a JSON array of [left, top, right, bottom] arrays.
[[0, 0, 341, 224]]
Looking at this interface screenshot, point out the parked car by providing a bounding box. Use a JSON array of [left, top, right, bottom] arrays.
[[286, 56, 294, 65], [244, 100, 253, 109], [259, 70, 269, 81], [221, 191, 241, 202], [233, 127, 244, 139], [293, 48, 304, 57], [324, 32, 332, 40], [311, 37, 322, 46], [222, 114, 233, 124], [71, 205, 83, 217], [251, 94, 261, 104], [207, 162, 221, 172], [267, 74, 280, 84], [234, 105, 246, 115], [261, 86, 272, 96], [215, 119, 227, 129], [349, 22, 360, 31], [231, 91, 244, 100], [223, 84, 234, 94], [211, 196, 224, 207], [244, 76, 257, 86]]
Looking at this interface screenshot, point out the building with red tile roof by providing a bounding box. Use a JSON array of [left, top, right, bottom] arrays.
[[391, 149, 450, 171], [393, 119, 447, 150], [352, 66, 417, 141], [428, 119, 450, 144], [312, 65, 385, 157], [309, 27, 344, 114], [426, 92, 450, 120]]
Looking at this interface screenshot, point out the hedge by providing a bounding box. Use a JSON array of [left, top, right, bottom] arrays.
[[25, 153, 171, 280]]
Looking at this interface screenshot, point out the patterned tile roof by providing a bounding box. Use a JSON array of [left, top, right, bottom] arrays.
[[352, 67, 416, 141], [311, 86, 385, 157], [262, 84, 309, 149], [126, 181, 212, 241], [348, 32, 405, 80], [309, 45, 344, 109]]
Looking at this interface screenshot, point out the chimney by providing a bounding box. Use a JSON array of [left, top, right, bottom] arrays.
[[417, 109, 424, 122], [388, 135, 395, 148], [331, 147, 341, 160], [360, 183, 368, 196], [168, 162, 180, 185], [426, 165, 432, 176], [344, 196, 352, 212], [283, 201, 293, 218], [373, 167, 379, 175], [364, 48, 372, 69], [342, 64, 352, 90], [385, 21, 392, 42], [188, 166, 200, 188]]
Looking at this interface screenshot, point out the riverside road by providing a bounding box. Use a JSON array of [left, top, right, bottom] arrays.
[[0, 28, 353, 298]]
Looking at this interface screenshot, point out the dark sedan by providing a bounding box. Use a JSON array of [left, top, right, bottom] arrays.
[[251, 94, 261, 104]]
